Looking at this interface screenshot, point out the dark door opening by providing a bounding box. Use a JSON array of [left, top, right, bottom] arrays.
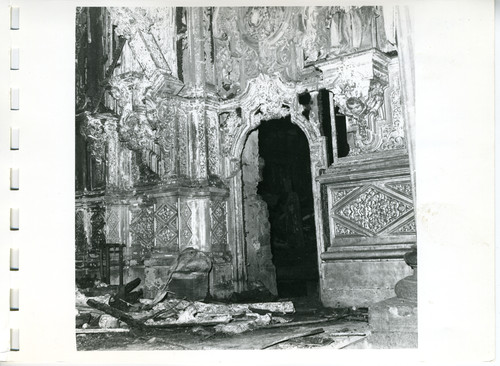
[[257, 116, 318, 299]]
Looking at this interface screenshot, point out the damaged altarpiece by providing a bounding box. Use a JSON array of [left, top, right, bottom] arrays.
[[75, 6, 417, 349]]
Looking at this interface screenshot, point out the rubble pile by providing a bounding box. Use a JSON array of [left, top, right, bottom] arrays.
[[75, 282, 296, 334]]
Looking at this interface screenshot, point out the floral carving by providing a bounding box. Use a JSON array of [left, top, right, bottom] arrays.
[[386, 182, 413, 198], [393, 219, 416, 234], [334, 222, 357, 236], [332, 187, 358, 204], [336, 186, 413, 234]]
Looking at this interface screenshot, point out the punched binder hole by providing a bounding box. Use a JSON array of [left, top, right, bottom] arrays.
[[10, 288, 19, 310], [10, 329, 19, 351], [11, 89, 19, 110], [10, 8, 19, 30], [11, 128, 20, 150], [10, 248, 19, 270], [10, 168, 19, 190], [11, 48, 19, 70], [10, 208, 19, 230]]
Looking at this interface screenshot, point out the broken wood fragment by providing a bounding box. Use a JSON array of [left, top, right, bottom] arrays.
[[87, 299, 146, 330], [261, 328, 325, 349]]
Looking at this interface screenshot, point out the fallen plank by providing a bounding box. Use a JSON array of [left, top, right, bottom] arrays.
[[261, 328, 325, 349], [76, 328, 130, 334], [329, 332, 367, 337], [147, 315, 232, 328], [87, 299, 147, 330], [262, 315, 347, 329]]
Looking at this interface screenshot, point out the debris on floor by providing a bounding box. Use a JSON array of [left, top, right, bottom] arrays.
[[76, 273, 369, 350]]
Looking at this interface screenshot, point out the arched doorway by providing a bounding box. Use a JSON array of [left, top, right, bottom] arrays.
[[241, 115, 318, 300]]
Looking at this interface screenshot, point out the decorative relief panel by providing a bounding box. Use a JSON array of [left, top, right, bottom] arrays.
[[380, 69, 406, 151], [105, 207, 121, 243], [179, 201, 193, 247], [207, 111, 221, 176], [386, 181, 412, 199], [333, 222, 359, 237], [177, 111, 189, 177], [220, 111, 242, 157], [332, 187, 359, 204], [315, 49, 408, 158], [195, 106, 208, 179], [90, 207, 106, 248], [211, 199, 228, 251], [335, 186, 412, 234], [391, 219, 416, 234], [329, 181, 414, 240], [155, 202, 179, 252], [130, 205, 155, 255], [213, 6, 395, 99]]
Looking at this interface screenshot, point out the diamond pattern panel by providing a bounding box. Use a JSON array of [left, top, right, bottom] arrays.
[[211, 200, 228, 251], [155, 202, 179, 251], [336, 186, 413, 234], [106, 207, 121, 243], [180, 202, 192, 247], [130, 205, 155, 254]]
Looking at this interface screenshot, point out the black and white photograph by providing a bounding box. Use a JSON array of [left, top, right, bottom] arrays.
[[74, 5, 418, 351]]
